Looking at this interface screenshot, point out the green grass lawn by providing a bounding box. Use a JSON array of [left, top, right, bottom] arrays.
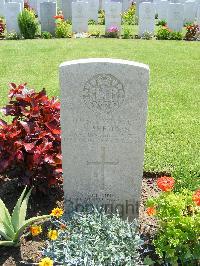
[[0, 38, 199, 188]]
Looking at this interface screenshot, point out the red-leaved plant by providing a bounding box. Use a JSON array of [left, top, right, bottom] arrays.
[[0, 83, 62, 192], [0, 18, 5, 38]]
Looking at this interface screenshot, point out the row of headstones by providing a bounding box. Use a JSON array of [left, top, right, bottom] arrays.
[[152, 0, 200, 22], [0, 0, 132, 34], [1, 0, 200, 36], [139, 1, 200, 35]]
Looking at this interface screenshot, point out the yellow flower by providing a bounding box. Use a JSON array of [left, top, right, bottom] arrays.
[[48, 230, 58, 240], [51, 207, 64, 218], [39, 257, 53, 266], [30, 225, 42, 236]]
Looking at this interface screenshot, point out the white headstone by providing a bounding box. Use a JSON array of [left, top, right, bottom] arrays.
[[157, 0, 169, 20], [184, 0, 196, 23], [40, 1, 57, 34], [5, 2, 22, 33], [37, 0, 56, 20], [0, 0, 5, 17], [72, 1, 89, 33], [136, 0, 153, 18], [105, 1, 122, 32], [122, 0, 130, 12], [60, 58, 149, 221], [61, 0, 73, 20], [197, 5, 200, 25], [28, 0, 38, 13], [9, 0, 24, 9], [138, 2, 155, 36], [88, 0, 99, 23], [167, 3, 184, 32]]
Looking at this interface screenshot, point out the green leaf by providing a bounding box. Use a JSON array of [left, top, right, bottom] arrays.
[[11, 186, 27, 231], [0, 198, 13, 231], [143, 256, 155, 265], [13, 215, 50, 243], [0, 223, 12, 241], [1, 219, 15, 239], [18, 188, 32, 227], [0, 240, 14, 247]]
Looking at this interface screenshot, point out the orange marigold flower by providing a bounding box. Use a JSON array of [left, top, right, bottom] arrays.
[[51, 207, 64, 218], [48, 230, 58, 241], [30, 225, 42, 236], [193, 189, 200, 206], [146, 207, 156, 216], [157, 176, 175, 192], [39, 257, 53, 266]]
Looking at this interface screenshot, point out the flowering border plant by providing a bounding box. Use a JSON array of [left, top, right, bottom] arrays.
[[105, 25, 120, 38], [146, 176, 200, 265]]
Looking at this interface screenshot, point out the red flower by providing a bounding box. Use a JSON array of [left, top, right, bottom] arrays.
[[192, 189, 200, 206], [146, 207, 156, 216], [53, 15, 64, 20], [157, 176, 175, 192]]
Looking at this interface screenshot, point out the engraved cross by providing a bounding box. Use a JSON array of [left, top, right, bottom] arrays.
[[87, 147, 119, 190]]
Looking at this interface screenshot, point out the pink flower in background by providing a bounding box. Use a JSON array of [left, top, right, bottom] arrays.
[[107, 26, 119, 33]]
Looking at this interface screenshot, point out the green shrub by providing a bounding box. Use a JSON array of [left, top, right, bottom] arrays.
[[18, 9, 38, 39], [42, 209, 143, 265], [156, 26, 171, 40], [170, 31, 183, 40], [156, 20, 167, 26], [89, 29, 101, 37], [41, 31, 52, 39], [98, 9, 105, 25], [122, 5, 136, 25], [156, 26, 183, 40], [6, 31, 21, 40], [123, 26, 132, 39], [147, 180, 200, 265], [55, 21, 71, 38], [88, 19, 96, 25]]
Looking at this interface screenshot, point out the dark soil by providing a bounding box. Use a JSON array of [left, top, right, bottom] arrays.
[[0, 172, 167, 266]]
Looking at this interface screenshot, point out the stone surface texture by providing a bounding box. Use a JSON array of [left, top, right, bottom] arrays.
[[60, 58, 149, 221]]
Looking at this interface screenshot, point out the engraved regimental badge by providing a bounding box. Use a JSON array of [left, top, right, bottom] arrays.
[[83, 74, 125, 114]]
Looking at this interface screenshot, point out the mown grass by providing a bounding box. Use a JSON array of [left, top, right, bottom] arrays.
[[0, 38, 199, 188]]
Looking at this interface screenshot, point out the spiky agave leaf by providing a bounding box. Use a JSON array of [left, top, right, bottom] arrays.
[[11, 186, 28, 231], [18, 188, 32, 228]]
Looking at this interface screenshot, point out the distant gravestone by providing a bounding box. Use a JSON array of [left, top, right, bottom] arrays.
[[157, 0, 169, 20], [167, 3, 184, 32], [37, 0, 56, 20], [88, 0, 99, 23], [60, 58, 149, 221], [9, 0, 24, 9], [197, 5, 200, 25], [72, 1, 88, 33], [122, 0, 130, 12], [5, 2, 22, 33], [105, 1, 122, 32], [40, 2, 57, 34], [0, 0, 5, 17], [184, 0, 196, 23], [136, 0, 153, 18], [138, 2, 155, 36], [28, 0, 38, 14], [61, 0, 73, 20]]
